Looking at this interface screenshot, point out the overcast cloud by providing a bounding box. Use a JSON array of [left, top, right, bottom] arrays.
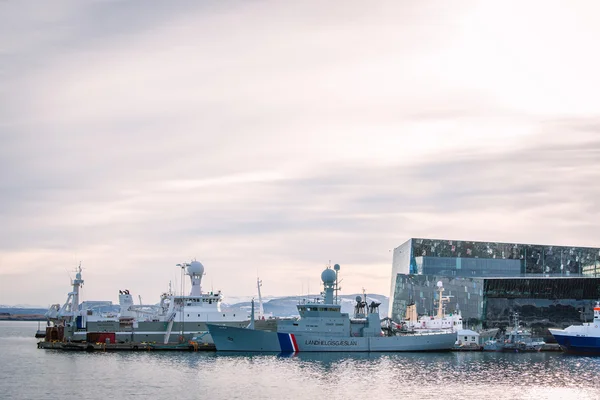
[[1, 0, 599, 306]]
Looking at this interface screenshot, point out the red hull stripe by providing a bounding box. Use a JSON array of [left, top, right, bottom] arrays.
[[290, 334, 299, 352]]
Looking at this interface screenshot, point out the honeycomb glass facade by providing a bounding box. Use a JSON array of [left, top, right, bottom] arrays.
[[389, 238, 600, 338]]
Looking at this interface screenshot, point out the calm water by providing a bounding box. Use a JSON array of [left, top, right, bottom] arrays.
[[2, 322, 600, 400]]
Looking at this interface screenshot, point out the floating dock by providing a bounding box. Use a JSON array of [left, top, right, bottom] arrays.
[[37, 340, 215, 352]]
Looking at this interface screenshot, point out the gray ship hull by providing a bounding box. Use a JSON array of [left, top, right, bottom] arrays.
[[68, 320, 250, 345], [207, 324, 457, 352]]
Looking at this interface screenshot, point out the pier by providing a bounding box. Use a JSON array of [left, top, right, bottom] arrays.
[[37, 340, 215, 352]]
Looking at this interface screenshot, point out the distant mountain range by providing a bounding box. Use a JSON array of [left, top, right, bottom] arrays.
[[0, 294, 389, 318], [223, 294, 389, 317], [0, 307, 48, 315], [0, 304, 46, 309]]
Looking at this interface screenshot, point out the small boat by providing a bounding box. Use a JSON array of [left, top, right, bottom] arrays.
[[483, 313, 545, 352], [549, 301, 600, 355]]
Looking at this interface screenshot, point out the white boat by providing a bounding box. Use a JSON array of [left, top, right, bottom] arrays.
[[43, 261, 251, 345], [397, 282, 497, 350], [400, 281, 463, 333]]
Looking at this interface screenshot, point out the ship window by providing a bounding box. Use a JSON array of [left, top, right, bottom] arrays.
[[198, 314, 200, 317], [223, 314, 225, 317], [187, 314, 190, 317]]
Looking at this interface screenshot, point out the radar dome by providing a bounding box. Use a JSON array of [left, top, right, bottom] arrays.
[[333, 264, 341, 271], [187, 261, 205, 276], [355, 295, 362, 303], [321, 268, 336, 284], [436, 281, 444, 288]]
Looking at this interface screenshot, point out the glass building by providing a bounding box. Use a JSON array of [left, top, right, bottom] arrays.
[[389, 238, 600, 339]]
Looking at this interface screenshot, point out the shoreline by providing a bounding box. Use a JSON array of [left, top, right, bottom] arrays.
[[0, 315, 46, 322]]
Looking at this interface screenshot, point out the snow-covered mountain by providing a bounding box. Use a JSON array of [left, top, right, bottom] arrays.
[[1, 294, 389, 319], [0, 304, 46, 309], [0, 306, 47, 315], [223, 294, 389, 317]]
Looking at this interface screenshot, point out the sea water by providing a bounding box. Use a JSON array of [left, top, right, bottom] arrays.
[[1, 321, 599, 400]]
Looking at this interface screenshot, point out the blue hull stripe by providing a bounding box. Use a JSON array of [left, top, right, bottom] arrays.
[[277, 333, 294, 352]]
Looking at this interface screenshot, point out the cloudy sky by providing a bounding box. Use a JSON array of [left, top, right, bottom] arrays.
[[1, 0, 599, 306]]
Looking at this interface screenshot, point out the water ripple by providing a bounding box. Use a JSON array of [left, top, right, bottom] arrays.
[[2, 322, 600, 400]]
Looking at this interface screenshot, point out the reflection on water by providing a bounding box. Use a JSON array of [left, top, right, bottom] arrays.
[[2, 322, 600, 400]]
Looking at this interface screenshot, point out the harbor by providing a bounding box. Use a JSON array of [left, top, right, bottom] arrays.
[[34, 259, 580, 355]]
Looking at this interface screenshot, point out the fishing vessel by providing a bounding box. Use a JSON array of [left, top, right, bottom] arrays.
[[483, 312, 545, 352], [43, 261, 251, 345], [207, 264, 457, 352], [397, 281, 496, 350], [549, 301, 600, 355], [400, 281, 463, 333]]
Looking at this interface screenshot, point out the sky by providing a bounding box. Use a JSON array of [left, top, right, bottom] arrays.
[[1, 0, 599, 307]]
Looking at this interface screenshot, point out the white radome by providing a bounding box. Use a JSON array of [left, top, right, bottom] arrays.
[[187, 261, 205, 275], [321, 268, 336, 284]]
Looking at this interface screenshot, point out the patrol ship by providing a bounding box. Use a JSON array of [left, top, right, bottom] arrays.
[[207, 264, 457, 352], [549, 301, 600, 355]]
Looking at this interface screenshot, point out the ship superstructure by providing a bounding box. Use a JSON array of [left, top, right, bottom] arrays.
[[44, 261, 250, 345], [401, 281, 463, 333]]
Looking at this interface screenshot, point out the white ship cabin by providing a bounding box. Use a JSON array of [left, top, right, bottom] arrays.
[[415, 313, 463, 331], [279, 301, 350, 336], [277, 266, 384, 338], [296, 302, 345, 318], [174, 291, 223, 309], [166, 261, 249, 322]]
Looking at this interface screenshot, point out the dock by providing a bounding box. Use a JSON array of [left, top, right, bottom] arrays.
[[37, 340, 216, 352]]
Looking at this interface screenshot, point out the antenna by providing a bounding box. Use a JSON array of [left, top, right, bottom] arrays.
[[333, 263, 341, 304], [176, 262, 187, 340]]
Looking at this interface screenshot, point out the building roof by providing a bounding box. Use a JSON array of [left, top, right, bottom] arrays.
[[456, 329, 479, 336]]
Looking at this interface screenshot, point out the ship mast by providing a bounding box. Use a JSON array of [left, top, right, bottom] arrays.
[[334, 263, 341, 304], [57, 263, 84, 321], [436, 281, 450, 319], [257, 278, 265, 319]]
